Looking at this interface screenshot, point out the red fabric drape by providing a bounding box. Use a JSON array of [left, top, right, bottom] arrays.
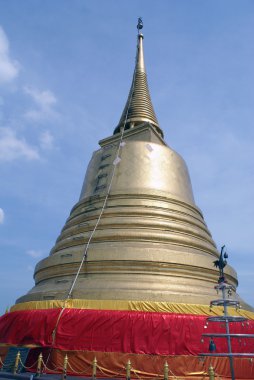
[[0, 308, 254, 355]]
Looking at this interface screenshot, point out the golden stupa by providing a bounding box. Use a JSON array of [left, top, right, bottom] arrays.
[[17, 26, 246, 309], [1, 20, 253, 380]]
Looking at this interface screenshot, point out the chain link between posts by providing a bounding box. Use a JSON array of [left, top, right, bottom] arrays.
[[19, 357, 38, 370], [66, 361, 91, 375], [97, 363, 126, 378], [132, 367, 162, 380], [41, 358, 62, 373]]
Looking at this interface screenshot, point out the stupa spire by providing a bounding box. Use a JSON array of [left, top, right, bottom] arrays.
[[114, 18, 163, 137]]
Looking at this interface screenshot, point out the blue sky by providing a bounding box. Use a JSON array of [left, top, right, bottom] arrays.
[[0, 1, 253, 315]]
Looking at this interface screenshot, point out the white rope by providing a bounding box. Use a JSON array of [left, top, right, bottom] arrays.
[[66, 35, 139, 299]]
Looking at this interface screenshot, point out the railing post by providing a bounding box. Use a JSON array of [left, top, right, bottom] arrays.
[[164, 361, 169, 380], [13, 351, 20, 374], [36, 353, 43, 377], [126, 359, 131, 380], [62, 354, 68, 380], [92, 357, 97, 379], [208, 365, 215, 380]]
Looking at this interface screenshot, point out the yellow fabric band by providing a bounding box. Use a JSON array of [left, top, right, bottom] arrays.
[[9, 299, 254, 319]]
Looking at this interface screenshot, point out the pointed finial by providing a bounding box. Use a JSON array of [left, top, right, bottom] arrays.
[[137, 17, 143, 34], [114, 19, 163, 138]]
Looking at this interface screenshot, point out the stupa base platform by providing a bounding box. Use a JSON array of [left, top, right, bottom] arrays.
[[0, 300, 254, 379]]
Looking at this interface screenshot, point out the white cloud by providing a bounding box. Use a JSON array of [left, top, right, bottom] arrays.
[[0, 26, 20, 84], [24, 86, 58, 122], [26, 250, 42, 259], [24, 86, 57, 108], [0, 208, 4, 224], [0, 127, 39, 162], [39, 130, 54, 150]]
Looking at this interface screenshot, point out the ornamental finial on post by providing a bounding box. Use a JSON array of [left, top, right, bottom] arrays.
[[213, 245, 228, 283]]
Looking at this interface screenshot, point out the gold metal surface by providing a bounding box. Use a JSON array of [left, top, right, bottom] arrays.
[[13, 351, 20, 375], [36, 353, 43, 377], [17, 125, 246, 308], [15, 27, 253, 312], [164, 362, 169, 380]]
